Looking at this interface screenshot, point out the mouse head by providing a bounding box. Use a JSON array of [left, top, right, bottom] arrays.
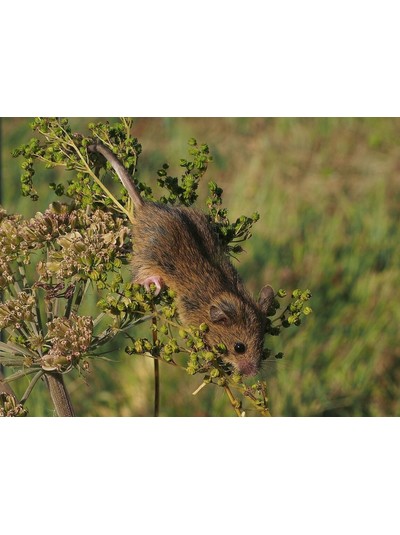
[[206, 285, 274, 376]]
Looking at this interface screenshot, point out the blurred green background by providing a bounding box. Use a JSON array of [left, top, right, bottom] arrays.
[[1, 117, 400, 416]]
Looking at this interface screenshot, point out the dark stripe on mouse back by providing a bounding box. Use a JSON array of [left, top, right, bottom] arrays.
[[176, 209, 214, 261]]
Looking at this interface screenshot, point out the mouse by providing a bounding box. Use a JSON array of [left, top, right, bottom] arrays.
[[88, 143, 274, 376]]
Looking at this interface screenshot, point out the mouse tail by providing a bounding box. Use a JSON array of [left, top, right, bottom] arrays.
[[88, 143, 145, 209]]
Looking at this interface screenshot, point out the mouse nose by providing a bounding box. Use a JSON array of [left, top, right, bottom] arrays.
[[237, 360, 259, 376]]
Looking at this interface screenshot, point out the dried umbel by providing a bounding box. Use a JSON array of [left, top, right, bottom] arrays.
[[0, 393, 28, 417], [0, 210, 22, 287], [37, 209, 130, 282], [0, 292, 36, 330], [41, 313, 93, 371], [17, 202, 81, 249]]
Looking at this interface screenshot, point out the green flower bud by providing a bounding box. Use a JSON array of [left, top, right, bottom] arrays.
[[186, 364, 197, 375], [301, 290, 312, 301], [232, 372, 242, 384]]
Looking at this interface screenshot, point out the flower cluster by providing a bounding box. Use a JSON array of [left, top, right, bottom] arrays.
[[0, 209, 23, 285], [0, 393, 28, 417], [126, 318, 271, 416], [157, 138, 213, 207], [37, 209, 130, 284], [18, 202, 81, 249], [41, 313, 93, 371], [0, 292, 36, 330]]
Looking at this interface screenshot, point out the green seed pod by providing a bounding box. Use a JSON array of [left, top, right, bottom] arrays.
[[262, 348, 271, 360], [301, 290, 312, 301], [269, 326, 281, 336], [189, 352, 198, 363], [186, 364, 197, 375], [210, 368, 220, 378], [134, 340, 144, 353]]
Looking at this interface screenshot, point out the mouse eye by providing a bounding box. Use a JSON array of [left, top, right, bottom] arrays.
[[234, 342, 246, 354]]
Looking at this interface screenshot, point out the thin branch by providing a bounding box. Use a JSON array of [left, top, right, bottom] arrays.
[[20, 370, 44, 405], [0, 367, 19, 399], [224, 384, 242, 417], [152, 311, 160, 417]]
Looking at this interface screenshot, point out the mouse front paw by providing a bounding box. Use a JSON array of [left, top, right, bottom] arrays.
[[142, 276, 164, 296]]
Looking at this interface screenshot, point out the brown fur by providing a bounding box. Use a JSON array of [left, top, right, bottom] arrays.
[[89, 143, 274, 375]]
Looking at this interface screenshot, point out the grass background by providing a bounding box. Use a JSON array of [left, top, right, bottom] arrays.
[[1, 117, 400, 416]]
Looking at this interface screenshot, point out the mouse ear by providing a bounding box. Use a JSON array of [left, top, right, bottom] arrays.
[[209, 301, 236, 325], [210, 305, 229, 324], [258, 285, 275, 315]]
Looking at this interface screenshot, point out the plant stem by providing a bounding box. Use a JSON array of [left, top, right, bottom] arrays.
[[154, 358, 160, 417], [20, 370, 44, 405], [224, 384, 242, 417], [152, 311, 160, 417], [0, 368, 19, 400], [44, 372, 75, 416]]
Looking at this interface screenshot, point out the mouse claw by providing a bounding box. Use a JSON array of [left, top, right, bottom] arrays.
[[143, 276, 163, 296]]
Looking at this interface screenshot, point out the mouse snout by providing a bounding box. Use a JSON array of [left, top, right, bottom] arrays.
[[236, 359, 259, 377]]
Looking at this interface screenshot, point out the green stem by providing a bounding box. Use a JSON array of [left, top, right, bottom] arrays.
[[44, 372, 75, 416], [0, 367, 19, 399], [224, 384, 242, 417], [152, 311, 160, 417], [61, 128, 134, 223], [154, 358, 160, 417], [20, 370, 44, 405]]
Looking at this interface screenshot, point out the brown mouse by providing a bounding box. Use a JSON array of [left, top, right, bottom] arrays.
[[89, 143, 274, 376]]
